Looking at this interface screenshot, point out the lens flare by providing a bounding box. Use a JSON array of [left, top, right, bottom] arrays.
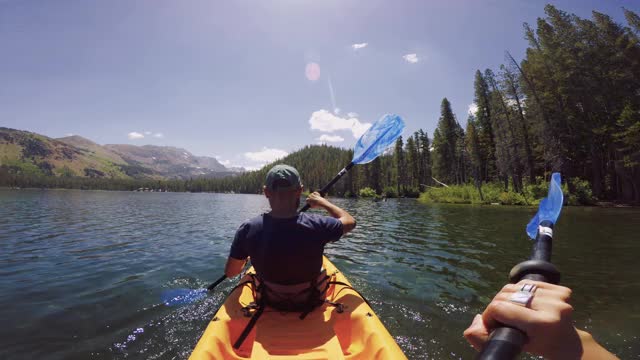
[[305, 62, 321, 81]]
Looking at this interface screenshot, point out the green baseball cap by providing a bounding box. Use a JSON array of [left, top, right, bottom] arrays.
[[265, 164, 302, 192]]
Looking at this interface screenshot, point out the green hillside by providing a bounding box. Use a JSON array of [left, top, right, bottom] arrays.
[[0, 128, 241, 183], [0, 127, 132, 179], [0, 141, 402, 196]]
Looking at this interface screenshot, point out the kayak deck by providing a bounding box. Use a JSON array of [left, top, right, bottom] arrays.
[[190, 256, 406, 359]]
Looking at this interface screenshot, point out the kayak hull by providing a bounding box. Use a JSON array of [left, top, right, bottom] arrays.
[[190, 256, 406, 359]]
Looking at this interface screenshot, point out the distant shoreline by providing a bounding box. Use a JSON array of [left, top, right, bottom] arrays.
[[2, 186, 637, 208]]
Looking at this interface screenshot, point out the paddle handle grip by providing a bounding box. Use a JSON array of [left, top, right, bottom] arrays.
[[476, 221, 560, 360], [474, 272, 549, 360], [299, 162, 354, 213]]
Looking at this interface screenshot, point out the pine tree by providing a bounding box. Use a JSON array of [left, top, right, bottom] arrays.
[[405, 135, 419, 189], [432, 98, 462, 184], [485, 68, 523, 192], [466, 115, 484, 199], [394, 136, 406, 194], [500, 63, 535, 182], [473, 70, 497, 182], [417, 129, 432, 188], [370, 157, 382, 194]]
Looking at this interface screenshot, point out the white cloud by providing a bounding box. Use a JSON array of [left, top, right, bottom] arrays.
[[402, 53, 419, 63], [468, 103, 478, 115], [309, 109, 371, 139], [347, 112, 358, 118], [334, 107, 340, 114], [128, 132, 144, 140], [153, 133, 164, 138], [245, 147, 288, 164], [65, 133, 74, 136], [351, 121, 372, 138], [144, 131, 152, 135], [317, 134, 345, 143], [352, 42, 368, 50]]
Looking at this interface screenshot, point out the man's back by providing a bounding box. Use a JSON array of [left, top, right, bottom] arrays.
[[229, 212, 343, 285]]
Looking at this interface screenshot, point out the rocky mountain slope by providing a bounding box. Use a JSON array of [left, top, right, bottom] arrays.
[[0, 127, 243, 180], [103, 144, 234, 179]]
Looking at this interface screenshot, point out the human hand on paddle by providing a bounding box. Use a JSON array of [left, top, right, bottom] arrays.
[[468, 174, 617, 359], [306, 191, 329, 208], [465, 280, 617, 359], [306, 191, 356, 234]]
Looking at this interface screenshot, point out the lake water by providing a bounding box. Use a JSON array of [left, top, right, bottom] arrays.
[[1, 189, 638, 359]]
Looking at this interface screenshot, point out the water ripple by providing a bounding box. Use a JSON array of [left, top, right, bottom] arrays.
[[0, 190, 638, 359]]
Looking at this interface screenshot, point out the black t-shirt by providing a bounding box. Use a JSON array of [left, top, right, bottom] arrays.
[[229, 213, 343, 285]]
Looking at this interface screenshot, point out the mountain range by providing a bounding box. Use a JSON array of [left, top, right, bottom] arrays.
[[0, 127, 244, 180]]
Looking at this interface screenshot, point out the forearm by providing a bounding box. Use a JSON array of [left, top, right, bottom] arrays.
[[224, 257, 247, 278], [545, 328, 617, 360], [575, 329, 618, 360]]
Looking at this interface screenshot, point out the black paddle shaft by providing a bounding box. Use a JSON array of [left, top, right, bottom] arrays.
[[206, 274, 227, 291], [476, 220, 561, 360], [299, 162, 355, 213]]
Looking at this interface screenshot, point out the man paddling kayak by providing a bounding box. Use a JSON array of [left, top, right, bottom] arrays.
[[465, 280, 618, 359], [224, 164, 355, 310]]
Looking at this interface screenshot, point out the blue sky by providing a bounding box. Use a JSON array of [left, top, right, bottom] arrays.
[[1, 0, 638, 169]]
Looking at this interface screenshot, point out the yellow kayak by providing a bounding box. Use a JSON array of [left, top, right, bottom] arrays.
[[190, 256, 407, 359]]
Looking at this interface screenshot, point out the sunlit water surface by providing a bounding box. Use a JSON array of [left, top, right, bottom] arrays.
[[1, 189, 638, 359]]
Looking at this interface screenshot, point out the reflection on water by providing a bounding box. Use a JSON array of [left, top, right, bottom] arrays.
[[0, 189, 638, 359]]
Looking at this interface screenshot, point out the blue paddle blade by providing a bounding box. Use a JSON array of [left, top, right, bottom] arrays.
[[161, 288, 207, 306], [352, 114, 405, 165], [526, 173, 564, 239]]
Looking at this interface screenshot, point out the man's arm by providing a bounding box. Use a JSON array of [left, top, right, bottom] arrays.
[[306, 191, 356, 234], [224, 257, 246, 278], [226, 222, 250, 278]]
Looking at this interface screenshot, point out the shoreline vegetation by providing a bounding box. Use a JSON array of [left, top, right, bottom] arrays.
[[2, 173, 637, 207], [2, 183, 634, 208], [418, 177, 595, 206]]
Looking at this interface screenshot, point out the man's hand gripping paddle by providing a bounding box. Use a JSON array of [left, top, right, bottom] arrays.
[[476, 173, 564, 359]]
